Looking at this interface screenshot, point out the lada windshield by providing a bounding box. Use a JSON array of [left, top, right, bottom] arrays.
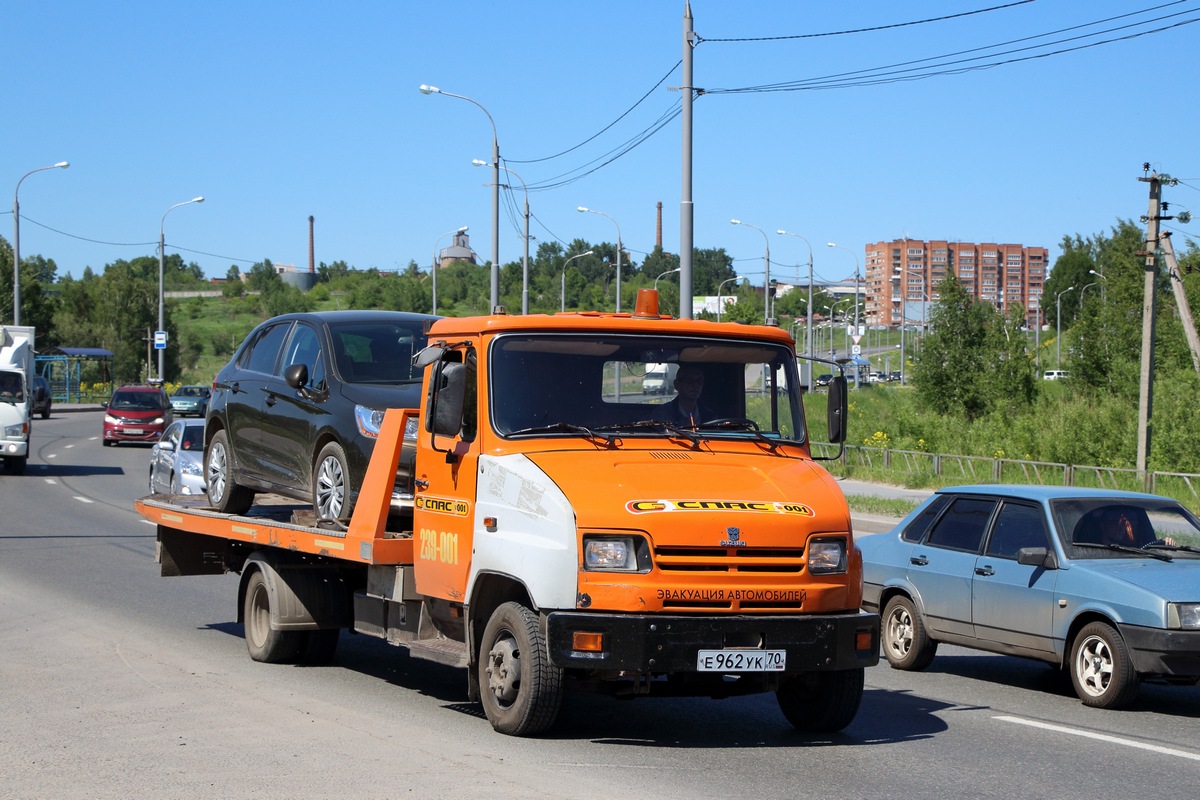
[[489, 333, 807, 443], [1052, 497, 1200, 558]]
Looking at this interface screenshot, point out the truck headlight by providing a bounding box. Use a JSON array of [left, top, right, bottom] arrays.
[[583, 536, 647, 572], [808, 538, 847, 575], [4, 423, 27, 439], [1168, 603, 1200, 630]]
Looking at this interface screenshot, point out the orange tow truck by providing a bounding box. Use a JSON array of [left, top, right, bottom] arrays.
[[138, 290, 878, 736]]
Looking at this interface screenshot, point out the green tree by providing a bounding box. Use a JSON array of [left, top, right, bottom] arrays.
[[912, 273, 1007, 421]]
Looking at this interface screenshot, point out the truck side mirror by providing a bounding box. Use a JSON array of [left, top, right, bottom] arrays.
[[826, 376, 848, 444], [426, 361, 466, 437]]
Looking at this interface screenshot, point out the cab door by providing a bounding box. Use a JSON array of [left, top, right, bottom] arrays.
[[412, 346, 479, 602]]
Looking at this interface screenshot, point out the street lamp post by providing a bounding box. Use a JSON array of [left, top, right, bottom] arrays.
[[777, 229, 814, 389], [827, 243, 862, 388], [731, 220, 770, 324], [12, 161, 69, 325], [715, 275, 748, 322], [1055, 285, 1077, 369], [158, 196, 204, 382], [561, 250, 593, 312], [475, 160, 530, 314], [420, 84, 500, 311], [432, 225, 468, 315], [655, 267, 681, 292], [577, 207, 623, 313]]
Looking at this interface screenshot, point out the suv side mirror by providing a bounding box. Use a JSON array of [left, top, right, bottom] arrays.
[[283, 362, 309, 390]]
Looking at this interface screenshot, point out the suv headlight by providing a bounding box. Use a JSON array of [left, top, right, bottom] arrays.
[[583, 535, 648, 572], [355, 405, 385, 438], [1168, 603, 1200, 630], [808, 538, 847, 575]]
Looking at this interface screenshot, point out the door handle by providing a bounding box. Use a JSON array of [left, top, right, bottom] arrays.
[[264, 394, 277, 407], [975, 565, 995, 577], [909, 555, 928, 566]]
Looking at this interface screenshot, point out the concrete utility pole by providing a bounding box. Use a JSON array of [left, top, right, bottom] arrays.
[[677, 2, 695, 319], [1135, 168, 1166, 476]]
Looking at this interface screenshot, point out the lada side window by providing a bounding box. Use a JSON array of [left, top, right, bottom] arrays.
[[985, 501, 1049, 559], [900, 495, 951, 543], [925, 497, 996, 553]]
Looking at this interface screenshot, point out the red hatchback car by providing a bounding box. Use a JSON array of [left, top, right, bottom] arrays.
[[103, 385, 173, 446]]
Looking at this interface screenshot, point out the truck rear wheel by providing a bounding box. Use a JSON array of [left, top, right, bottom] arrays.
[[478, 601, 563, 736], [243, 569, 306, 663], [776, 668, 864, 733], [206, 429, 254, 515]]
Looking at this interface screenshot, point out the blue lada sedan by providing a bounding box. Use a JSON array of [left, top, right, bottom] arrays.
[[859, 485, 1200, 709]]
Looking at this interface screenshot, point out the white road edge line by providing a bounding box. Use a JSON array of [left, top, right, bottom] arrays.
[[73, 497, 94, 504], [995, 715, 1200, 761]]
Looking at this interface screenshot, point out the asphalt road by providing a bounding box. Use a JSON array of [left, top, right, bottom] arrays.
[[3, 411, 1198, 799]]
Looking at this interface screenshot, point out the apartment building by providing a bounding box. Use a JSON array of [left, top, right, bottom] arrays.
[[863, 239, 1048, 329]]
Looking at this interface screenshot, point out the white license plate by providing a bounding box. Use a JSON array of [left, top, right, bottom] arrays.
[[124, 428, 143, 435], [696, 649, 786, 672]]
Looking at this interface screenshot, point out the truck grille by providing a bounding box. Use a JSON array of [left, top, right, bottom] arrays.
[[654, 545, 807, 574]]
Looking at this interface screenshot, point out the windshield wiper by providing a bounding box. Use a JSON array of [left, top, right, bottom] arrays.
[[1073, 542, 1173, 562], [694, 418, 782, 450], [504, 422, 613, 445], [594, 419, 701, 445], [1145, 542, 1200, 554]]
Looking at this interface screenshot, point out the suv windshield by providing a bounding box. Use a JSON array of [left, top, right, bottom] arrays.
[[489, 333, 806, 442], [329, 321, 429, 385]]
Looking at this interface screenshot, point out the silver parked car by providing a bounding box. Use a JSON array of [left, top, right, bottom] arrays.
[[149, 418, 206, 495]]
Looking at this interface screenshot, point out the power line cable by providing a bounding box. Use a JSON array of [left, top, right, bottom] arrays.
[[696, 0, 1035, 43]]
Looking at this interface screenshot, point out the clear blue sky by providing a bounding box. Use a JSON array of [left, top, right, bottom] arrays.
[[5, 1, 1199, 289]]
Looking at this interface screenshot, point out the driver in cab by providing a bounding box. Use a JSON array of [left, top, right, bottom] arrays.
[[663, 365, 711, 428]]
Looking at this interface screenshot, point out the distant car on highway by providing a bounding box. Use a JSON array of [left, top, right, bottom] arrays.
[[149, 418, 206, 495], [31, 375, 51, 419], [103, 385, 172, 446], [169, 385, 211, 417], [1043, 370, 1070, 380], [815, 373, 833, 387], [861, 485, 1200, 709]]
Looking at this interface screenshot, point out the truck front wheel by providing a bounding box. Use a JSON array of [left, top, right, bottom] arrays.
[[477, 602, 563, 736], [243, 569, 306, 663], [776, 668, 865, 733]]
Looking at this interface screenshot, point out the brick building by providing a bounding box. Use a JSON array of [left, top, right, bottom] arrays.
[[864, 239, 1049, 330]]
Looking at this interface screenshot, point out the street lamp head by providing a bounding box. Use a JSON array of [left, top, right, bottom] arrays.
[[730, 219, 741, 225], [457, 225, 469, 233], [775, 229, 786, 235], [577, 206, 589, 213], [471, 159, 487, 167], [54, 161, 69, 169], [418, 84, 440, 95], [826, 242, 837, 248], [192, 196, 204, 204]]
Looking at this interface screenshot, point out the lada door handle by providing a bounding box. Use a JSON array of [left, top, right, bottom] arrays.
[[975, 565, 995, 577], [909, 555, 928, 566]]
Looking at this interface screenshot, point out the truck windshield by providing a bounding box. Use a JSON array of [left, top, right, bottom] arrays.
[[0, 372, 24, 402], [489, 333, 806, 443]]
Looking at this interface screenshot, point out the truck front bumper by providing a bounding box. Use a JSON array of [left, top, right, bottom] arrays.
[[1, 439, 29, 458], [546, 610, 879, 673]]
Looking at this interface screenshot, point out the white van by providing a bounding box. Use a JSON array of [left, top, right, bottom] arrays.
[[642, 363, 677, 395], [1043, 370, 1070, 381]]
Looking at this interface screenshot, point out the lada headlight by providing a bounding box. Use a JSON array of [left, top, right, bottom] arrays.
[[1168, 603, 1200, 630], [583, 535, 649, 572], [808, 538, 847, 575]]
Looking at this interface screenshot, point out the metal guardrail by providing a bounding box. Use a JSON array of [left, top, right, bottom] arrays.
[[812, 443, 1200, 508]]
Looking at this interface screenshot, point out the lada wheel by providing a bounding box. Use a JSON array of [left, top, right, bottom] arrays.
[[477, 602, 563, 736], [882, 595, 937, 670], [1070, 621, 1140, 709]]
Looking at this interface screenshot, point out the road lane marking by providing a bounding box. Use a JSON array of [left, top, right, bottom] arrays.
[[73, 497, 94, 504], [995, 715, 1200, 761], [44, 479, 56, 485]]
